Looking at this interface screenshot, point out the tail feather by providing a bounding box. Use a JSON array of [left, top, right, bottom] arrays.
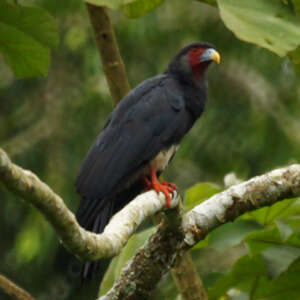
[[77, 178, 146, 281], [81, 202, 114, 280]]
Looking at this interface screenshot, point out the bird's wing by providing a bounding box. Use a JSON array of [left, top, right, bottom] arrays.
[[75, 75, 191, 223]]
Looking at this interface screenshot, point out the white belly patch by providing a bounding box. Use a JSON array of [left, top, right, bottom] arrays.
[[150, 145, 179, 172]]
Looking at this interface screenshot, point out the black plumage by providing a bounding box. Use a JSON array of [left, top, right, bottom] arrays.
[[75, 42, 220, 279]]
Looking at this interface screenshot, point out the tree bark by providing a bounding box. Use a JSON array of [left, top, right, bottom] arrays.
[[171, 252, 208, 300], [86, 4, 131, 104], [1, 147, 300, 299], [99, 164, 300, 299], [0, 274, 35, 300]]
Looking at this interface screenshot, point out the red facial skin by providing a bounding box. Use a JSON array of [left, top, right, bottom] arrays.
[[188, 47, 208, 82]]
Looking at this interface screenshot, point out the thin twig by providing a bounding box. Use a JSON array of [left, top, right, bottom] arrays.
[[0, 274, 35, 300]]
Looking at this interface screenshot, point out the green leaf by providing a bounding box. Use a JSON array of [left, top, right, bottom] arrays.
[[85, 0, 121, 9], [289, 45, 300, 75], [292, 0, 300, 16], [191, 235, 209, 250], [245, 227, 283, 255], [244, 198, 300, 225], [208, 254, 267, 299], [208, 220, 262, 252], [0, 3, 58, 77], [99, 256, 119, 295], [217, 0, 300, 56], [196, 0, 217, 7], [99, 227, 155, 296], [122, 0, 164, 18], [254, 258, 300, 299], [85, 0, 164, 17], [275, 219, 293, 241], [184, 182, 222, 211], [262, 245, 300, 277]]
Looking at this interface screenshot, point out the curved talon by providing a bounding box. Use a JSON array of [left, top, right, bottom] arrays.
[[152, 183, 172, 208], [161, 182, 177, 190], [144, 167, 176, 208]]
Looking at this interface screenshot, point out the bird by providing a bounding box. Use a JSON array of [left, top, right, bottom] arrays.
[[75, 41, 220, 279]]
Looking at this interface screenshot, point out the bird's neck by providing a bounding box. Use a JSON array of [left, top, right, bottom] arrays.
[[191, 61, 211, 86], [180, 77, 208, 120], [165, 68, 208, 119]]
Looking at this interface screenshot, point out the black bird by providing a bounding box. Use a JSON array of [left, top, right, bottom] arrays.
[[75, 42, 220, 279]]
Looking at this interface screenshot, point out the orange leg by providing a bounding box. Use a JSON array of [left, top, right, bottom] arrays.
[[144, 166, 176, 208]]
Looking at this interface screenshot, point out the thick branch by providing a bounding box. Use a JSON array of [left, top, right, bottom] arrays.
[[86, 5, 131, 104], [1, 147, 300, 299], [0, 274, 34, 300], [152, 206, 207, 300], [182, 165, 300, 245], [0, 148, 179, 261], [100, 164, 300, 299]]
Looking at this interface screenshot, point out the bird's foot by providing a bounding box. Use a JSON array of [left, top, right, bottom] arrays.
[[144, 175, 176, 208], [161, 182, 177, 191], [152, 181, 174, 208], [144, 166, 177, 208]]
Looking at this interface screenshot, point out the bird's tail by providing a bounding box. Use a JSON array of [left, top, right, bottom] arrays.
[[80, 201, 114, 280], [77, 178, 146, 281]]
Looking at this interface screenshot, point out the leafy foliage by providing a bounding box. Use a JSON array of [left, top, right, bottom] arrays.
[[0, 2, 58, 78], [217, 0, 300, 57], [289, 45, 300, 75], [85, 0, 164, 18], [292, 0, 300, 16], [208, 254, 268, 299], [99, 227, 155, 295], [184, 182, 222, 211], [122, 0, 164, 18]]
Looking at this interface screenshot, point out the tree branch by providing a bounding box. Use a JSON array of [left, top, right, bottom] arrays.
[[0, 274, 35, 300], [2, 129, 300, 299], [1, 145, 300, 299], [182, 165, 300, 246], [99, 164, 300, 299], [86, 4, 131, 104], [0, 148, 179, 261]]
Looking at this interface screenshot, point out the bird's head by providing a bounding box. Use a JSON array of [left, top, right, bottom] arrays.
[[168, 42, 220, 84]]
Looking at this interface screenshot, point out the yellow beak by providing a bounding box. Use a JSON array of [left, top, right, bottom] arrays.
[[210, 50, 221, 64], [200, 48, 221, 64]]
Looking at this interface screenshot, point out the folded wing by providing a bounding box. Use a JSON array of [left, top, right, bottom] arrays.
[[75, 75, 190, 226]]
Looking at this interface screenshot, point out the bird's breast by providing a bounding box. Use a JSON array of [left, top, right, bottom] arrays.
[[150, 144, 179, 172]]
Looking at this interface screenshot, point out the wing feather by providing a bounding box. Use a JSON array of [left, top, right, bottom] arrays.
[[75, 74, 192, 224]]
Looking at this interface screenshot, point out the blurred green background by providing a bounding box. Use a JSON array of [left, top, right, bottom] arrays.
[[1, 0, 300, 299]]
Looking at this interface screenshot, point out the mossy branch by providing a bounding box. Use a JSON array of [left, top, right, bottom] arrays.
[[99, 164, 300, 300], [1, 147, 300, 298]]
